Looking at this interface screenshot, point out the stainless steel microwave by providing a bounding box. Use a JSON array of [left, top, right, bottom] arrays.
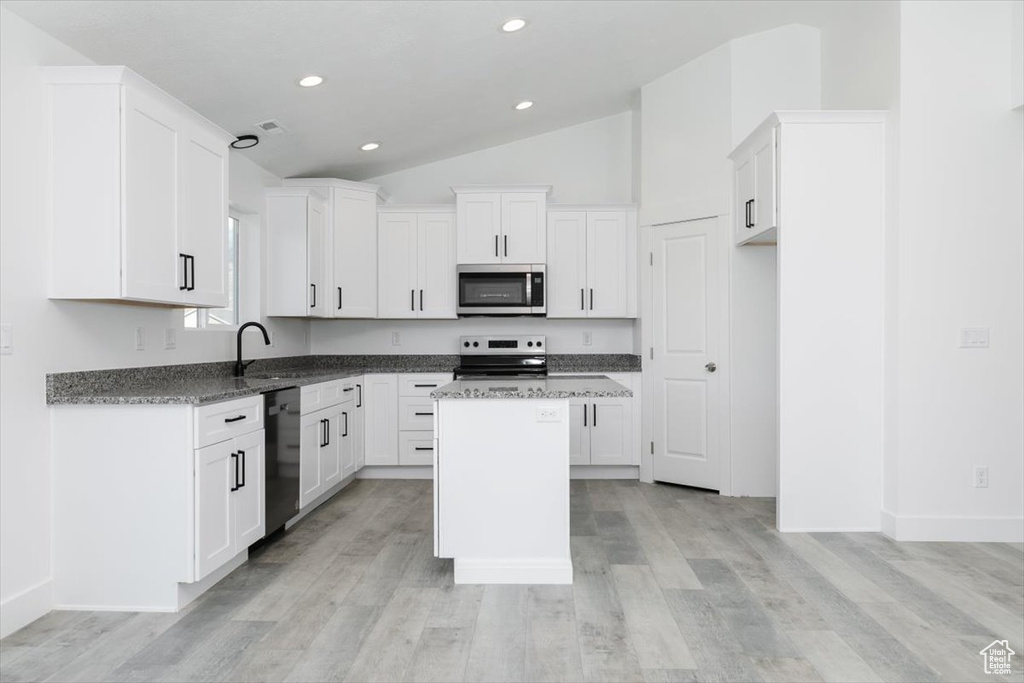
[[456, 264, 546, 317]]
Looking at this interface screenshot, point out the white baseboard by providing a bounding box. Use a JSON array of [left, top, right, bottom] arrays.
[[0, 578, 52, 638], [454, 558, 573, 584], [881, 511, 1024, 542], [570, 465, 639, 480], [357, 466, 433, 480]]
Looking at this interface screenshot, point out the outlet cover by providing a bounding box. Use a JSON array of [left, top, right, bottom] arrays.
[[582, 331, 593, 346], [392, 331, 401, 346], [536, 406, 563, 422], [164, 328, 176, 350], [135, 326, 145, 351], [0, 324, 11, 355], [974, 466, 989, 488], [960, 327, 990, 348]]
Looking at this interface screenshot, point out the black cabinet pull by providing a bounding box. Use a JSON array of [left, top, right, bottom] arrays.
[[410, 289, 415, 311], [310, 283, 317, 308], [230, 452, 239, 491], [187, 255, 195, 291], [593, 404, 597, 426], [238, 449, 246, 488], [338, 287, 343, 310], [179, 254, 188, 291], [325, 418, 330, 446], [414, 383, 437, 388], [414, 411, 434, 416], [749, 198, 756, 227], [583, 405, 587, 427], [580, 288, 584, 310], [494, 234, 499, 257], [414, 446, 434, 451], [504, 235, 508, 257], [342, 412, 348, 438], [224, 414, 246, 423], [589, 288, 594, 310], [356, 384, 362, 408], [319, 419, 326, 448], [343, 387, 354, 392], [419, 289, 423, 311]]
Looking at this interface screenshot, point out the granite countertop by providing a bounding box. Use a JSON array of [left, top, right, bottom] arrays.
[[47, 354, 641, 406], [431, 375, 632, 400]]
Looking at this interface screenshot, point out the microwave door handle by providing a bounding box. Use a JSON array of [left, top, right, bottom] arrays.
[[525, 272, 532, 307]]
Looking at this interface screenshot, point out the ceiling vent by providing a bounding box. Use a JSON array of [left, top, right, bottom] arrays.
[[253, 119, 288, 136]]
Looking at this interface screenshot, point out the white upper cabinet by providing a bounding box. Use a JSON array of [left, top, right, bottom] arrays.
[[282, 179, 385, 318], [731, 124, 777, 245], [454, 186, 550, 264], [547, 207, 637, 318], [44, 66, 232, 307], [266, 188, 329, 317], [378, 208, 456, 319]]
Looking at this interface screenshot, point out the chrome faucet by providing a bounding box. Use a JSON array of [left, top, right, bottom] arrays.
[[235, 321, 271, 377]]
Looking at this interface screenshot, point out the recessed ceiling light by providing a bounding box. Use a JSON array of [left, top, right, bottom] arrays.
[[298, 75, 324, 87], [514, 101, 534, 111], [501, 18, 527, 32], [360, 141, 381, 151], [230, 134, 259, 149]]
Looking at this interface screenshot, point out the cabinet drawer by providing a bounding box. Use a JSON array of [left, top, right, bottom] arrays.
[[399, 431, 435, 466], [194, 395, 263, 449], [339, 376, 360, 403], [397, 373, 452, 397], [399, 397, 436, 431], [301, 380, 343, 414]]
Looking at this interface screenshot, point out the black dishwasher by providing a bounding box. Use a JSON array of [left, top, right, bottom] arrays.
[[263, 387, 301, 537]]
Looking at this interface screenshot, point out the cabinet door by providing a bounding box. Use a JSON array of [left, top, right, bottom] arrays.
[[569, 399, 591, 466], [752, 128, 777, 235], [588, 398, 633, 466], [340, 403, 357, 478], [121, 85, 181, 304], [233, 429, 265, 549], [195, 439, 235, 580], [546, 212, 588, 318], [178, 127, 228, 307], [299, 412, 324, 508], [377, 213, 419, 319], [417, 213, 456, 319], [354, 380, 365, 471], [331, 188, 378, 318], [501, 193, 546, 263], [586, 212, 629, 318], [456, 193, 501, 264], [363, 374, 399, 465], [307, 197, 327, 317], [734, 152, 755, 244], [320, 405, 344, 490]]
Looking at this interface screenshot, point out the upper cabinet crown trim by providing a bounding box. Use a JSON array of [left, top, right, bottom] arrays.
[[450, 185, 552, 195], [282, 177, 389, 202], [41, 66, 232, 145], [378, 205, 455, 214], [730, 110, 888, 160]]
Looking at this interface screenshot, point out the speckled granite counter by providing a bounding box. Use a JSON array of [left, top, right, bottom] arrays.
[[431, 375, 631, 400], [47, 354, 640, 405]]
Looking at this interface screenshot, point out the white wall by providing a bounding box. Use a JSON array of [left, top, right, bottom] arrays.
[[0, 8, 305, 636], [890, 0, 1023, 541], [365, 112, 634, 205], [639, 24, 820, 497], [312, 318, 635, 355]]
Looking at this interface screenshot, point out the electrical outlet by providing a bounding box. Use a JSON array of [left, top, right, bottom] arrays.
[[164, 328, 176, 350], [974, 466, 989, 488], [960, 327, 990, 348], [392, 331, 401, 346], [582, 331, 593, 346], [536, 406, 563, 422], [0, 324, 11, 355], [135, 326, 145, 351]]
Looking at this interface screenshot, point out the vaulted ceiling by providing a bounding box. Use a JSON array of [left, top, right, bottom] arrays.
[[5, 0, 875, 179]]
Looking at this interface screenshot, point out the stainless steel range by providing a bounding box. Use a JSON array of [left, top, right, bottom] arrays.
[[453, 335, 547, 378]]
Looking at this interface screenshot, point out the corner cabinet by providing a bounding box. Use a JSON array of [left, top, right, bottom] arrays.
[[44, 66, 232, 307], [266, 188, 329, 317], [378, 207, 457, 319], [453, 186, 550, 264], [547, 207, 637, 318], [731, 124, 777, 245], [281, 179, 387, 318]]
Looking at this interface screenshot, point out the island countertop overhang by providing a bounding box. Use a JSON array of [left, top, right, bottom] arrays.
[[431, 374, 632, 400]]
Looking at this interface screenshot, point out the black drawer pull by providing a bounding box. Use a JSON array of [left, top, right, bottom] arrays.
[[414, 384, 437, 388], [224, 415, 246, 423], [414, 411, 434, 416], [343, 387, 354, 392], [414, 446, 434, 451]]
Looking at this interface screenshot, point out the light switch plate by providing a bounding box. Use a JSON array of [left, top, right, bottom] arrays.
[[960, 327, 990, 348], [0, 324, 11, 355], [582, 331, 593, 346], [164, 328, 176, 350], [135, 326, 145, 351], [392, 331, 401, 346]]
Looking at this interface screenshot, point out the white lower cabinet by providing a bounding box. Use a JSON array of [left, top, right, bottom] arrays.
[[299, 398, 353, 508], [195, 428, 265, 580], [399, 431, 435, 466], [364, 374, 399, 465], [568, 398, 633, 465]]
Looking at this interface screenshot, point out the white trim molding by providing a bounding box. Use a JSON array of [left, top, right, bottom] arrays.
[[881, 510, 1024, 542], [453, 558, 572, 584], [0, 578, 52, 638]]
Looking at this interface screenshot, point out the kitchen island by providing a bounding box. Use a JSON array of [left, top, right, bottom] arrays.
[[431, 375, 631, 584]]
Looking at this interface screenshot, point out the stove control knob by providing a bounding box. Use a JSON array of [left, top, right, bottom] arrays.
[[527, 341, 533, 347], [463, 341, 470, 347], [473, 341, 479, 347], [536, 341, 543, 347]]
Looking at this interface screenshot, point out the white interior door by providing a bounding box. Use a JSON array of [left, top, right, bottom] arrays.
[[651, 218, 720, 489]]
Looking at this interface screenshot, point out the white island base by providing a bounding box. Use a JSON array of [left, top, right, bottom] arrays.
[[433, 398, 572, 584]]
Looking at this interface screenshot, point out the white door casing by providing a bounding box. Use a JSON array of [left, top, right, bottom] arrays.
[[650, 218, 721, 490]]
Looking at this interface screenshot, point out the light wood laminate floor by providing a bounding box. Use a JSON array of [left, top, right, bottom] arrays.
[[2, 479, 1022, 682]]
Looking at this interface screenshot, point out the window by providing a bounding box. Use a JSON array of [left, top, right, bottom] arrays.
[[184, 215, 240, 328]]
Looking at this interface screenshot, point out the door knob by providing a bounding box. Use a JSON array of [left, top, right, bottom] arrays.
[[705, 362, 717, 373]]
